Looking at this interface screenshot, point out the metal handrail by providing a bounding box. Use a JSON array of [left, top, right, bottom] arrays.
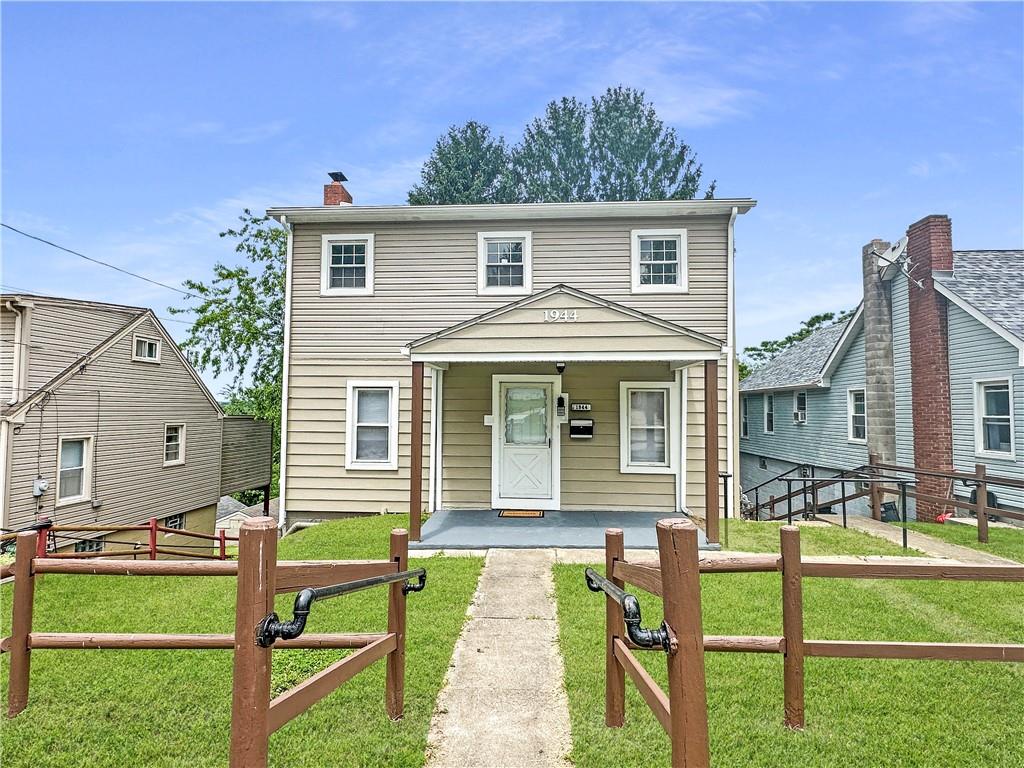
[[584, 568, 674, 653], [256, 567, 427, 647]]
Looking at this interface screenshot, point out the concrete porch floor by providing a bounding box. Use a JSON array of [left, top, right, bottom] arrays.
[[410, 508, 715, 550]]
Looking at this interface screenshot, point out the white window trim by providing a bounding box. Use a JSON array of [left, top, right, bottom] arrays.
[[345, 379, 400, 471], [740, 396, 749, 439], [619, 381, 679, 475], [131, 334, 162, 363], [630, 228, 688, 294], [321, 233, 375, 296], [974, 377, 1015, 459], [55, 435, 93, 508], [163, 423, 186, 467], [763, 393, 775, 434], [477, 231, 533, 296], [847, 388, 867, 444], [793, 390, 807, 424]]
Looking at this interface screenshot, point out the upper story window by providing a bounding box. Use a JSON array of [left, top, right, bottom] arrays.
[[763, 394, 775, 434], [57, 436, 92, 506], [619, 381, 676, 474], [132, 335, 161, 363], [975, 379, 1014, 457], [793, 391, 807, 424], [477, 232, 532, 295], [741, 396, 749, 438], [164, 424, 186, 466], [630, 229, 687, 294], [848, 389, 866, 443], [346, 380, 400, 470], [321, 234, 374, 296]]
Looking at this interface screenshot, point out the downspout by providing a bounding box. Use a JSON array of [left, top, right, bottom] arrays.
[[277, 217, 295, 530], [0, 418, 10, 530], [6, 300, 24, 405], [725, 206, 738, 517]]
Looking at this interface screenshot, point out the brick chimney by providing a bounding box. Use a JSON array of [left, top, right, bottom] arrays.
[[906, 214, 954, 521], [324, 171, 353, 206], [862, 238, 896, 464]]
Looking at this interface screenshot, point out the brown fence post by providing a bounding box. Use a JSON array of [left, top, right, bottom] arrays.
[[229, 516, 278, 768], [7, 532, 37, 718], [868, 453, 882, 520], [975, 463, 989, 544], [780, 525, 805, 729], [219, 529, 227, 560], [657, 518, 710, 768], [605, 528, 626, 728], [34, 523, 49, 558], [148, 517, 158, 560], [386, 528, 408, 719]]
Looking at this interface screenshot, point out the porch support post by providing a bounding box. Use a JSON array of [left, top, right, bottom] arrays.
[[703, 359, 720, 545], [410, 361, 424, 541]]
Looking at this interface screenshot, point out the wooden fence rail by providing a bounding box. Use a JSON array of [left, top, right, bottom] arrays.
[[2, 517, 422, 768], [597, 521, 1024, 768]]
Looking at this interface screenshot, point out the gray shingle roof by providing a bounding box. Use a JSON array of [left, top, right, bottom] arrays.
[[740, 320, 849, 392], [935, 251, 1024, 342]]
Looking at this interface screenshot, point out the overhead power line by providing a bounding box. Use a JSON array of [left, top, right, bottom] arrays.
[[1, 222, 199, 299]]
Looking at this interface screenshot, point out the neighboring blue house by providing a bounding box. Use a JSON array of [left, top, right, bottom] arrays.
[[739, 215, 1023, 521]]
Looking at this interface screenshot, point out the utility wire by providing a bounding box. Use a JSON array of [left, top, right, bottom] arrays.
[[2, 281, 195, 329], [1, 222, 199, 299]]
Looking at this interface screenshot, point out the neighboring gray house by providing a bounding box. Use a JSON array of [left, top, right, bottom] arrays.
[[0, 294, 273, 551], [739, 215, 1023, 521]]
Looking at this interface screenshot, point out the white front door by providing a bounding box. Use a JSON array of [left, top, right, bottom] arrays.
[[493, 376, 559, 509]]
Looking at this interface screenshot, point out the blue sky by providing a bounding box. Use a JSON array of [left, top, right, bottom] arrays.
[[3, 1, 1022, 393]]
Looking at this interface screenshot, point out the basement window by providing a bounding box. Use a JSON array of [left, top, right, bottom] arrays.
[[321, 234, 374, 296], [975, 379, 1014, 457], [74, 538, 103, 554], [346, 380, 400, 470], [132, 335, 161, 363], [163, 513, 186, 530]]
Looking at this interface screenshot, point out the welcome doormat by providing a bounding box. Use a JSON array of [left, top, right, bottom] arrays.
[[498, 510, 545, 518]]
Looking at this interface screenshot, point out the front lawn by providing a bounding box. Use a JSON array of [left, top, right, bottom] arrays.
[[1, 515, 482, 768], [555, 521, 1024, 768], [904, 521, 1024, 563]]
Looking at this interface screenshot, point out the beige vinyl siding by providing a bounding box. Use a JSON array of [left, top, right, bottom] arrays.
[[220, 415, 273, 495], [0, 307, 14, 401], [7, 317, 222, 530], [22, 298, 140, 391], [285, 359, 431, 517]]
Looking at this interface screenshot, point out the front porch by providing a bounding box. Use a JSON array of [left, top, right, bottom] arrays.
[[410, 508, 716, 550]]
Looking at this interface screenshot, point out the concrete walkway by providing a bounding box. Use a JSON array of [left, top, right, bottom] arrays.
[[425, 549, 572, 768], [834, 516, 1018, 565]]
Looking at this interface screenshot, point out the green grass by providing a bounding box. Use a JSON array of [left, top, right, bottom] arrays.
[[555, 521, 1024, 768], [904, 521, 1024, 563], [1, 515, 482, 768]]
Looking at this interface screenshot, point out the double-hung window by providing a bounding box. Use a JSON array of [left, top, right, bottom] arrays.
[[346, 380, 400, 470], [477, 232, 532, 295], [630, 229, 687, 293], [741, 396, 749, 438], [763, 394, 775, 434], [132, 335, 161, 363], [620, 382, 676, 474], [975, 379, 1014, 457], [848, 389, 866, 442], [321, 234, 374, 296], [57, 436, 92, 505], [793, 391, 807, 424], [164, 424, 185, 466]]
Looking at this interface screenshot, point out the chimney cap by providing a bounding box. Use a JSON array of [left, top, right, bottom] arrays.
[[328, 171, 348, 183]]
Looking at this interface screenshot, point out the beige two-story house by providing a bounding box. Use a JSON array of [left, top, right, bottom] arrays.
[[0, 294, 272, 552], [270, 177, 755, 543]]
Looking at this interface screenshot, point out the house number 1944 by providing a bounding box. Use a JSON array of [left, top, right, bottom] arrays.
[[544, 309, 579, 322]]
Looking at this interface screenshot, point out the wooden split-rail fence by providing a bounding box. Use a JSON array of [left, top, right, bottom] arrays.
[[1, 516, 424, 768], [592, 518, 1024, 768]]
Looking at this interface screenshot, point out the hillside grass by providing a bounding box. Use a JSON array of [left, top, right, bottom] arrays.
[[1, 515, 481, 768], [904, 521, 1024, 563], [554, 521, 1024, 768]]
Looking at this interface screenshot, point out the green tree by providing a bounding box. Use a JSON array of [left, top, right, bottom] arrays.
[[741, 309, 856, 373], [511, 96, 593, 202], [170, 210, 285, 500], [407, 121, 513, 205]]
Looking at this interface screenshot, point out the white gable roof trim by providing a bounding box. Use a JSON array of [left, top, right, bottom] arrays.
[[932, 281, 1024, 366]]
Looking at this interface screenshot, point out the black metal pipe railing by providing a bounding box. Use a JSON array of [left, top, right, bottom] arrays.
[[584, 567, 673, 653], [256, 567, 427, 647]]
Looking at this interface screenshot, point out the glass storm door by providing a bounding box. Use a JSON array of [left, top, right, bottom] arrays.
[[499, 383, 553, 502]]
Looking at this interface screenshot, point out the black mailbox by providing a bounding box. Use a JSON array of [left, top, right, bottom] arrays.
[[569, 419, 594, 439]]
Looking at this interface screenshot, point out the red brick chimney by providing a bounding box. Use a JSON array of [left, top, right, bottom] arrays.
[[906, 214, 954, 521], [324, 171, 353, 206]]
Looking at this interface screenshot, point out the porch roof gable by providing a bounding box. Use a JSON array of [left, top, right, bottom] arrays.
[[403, 285, 724, 362]]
